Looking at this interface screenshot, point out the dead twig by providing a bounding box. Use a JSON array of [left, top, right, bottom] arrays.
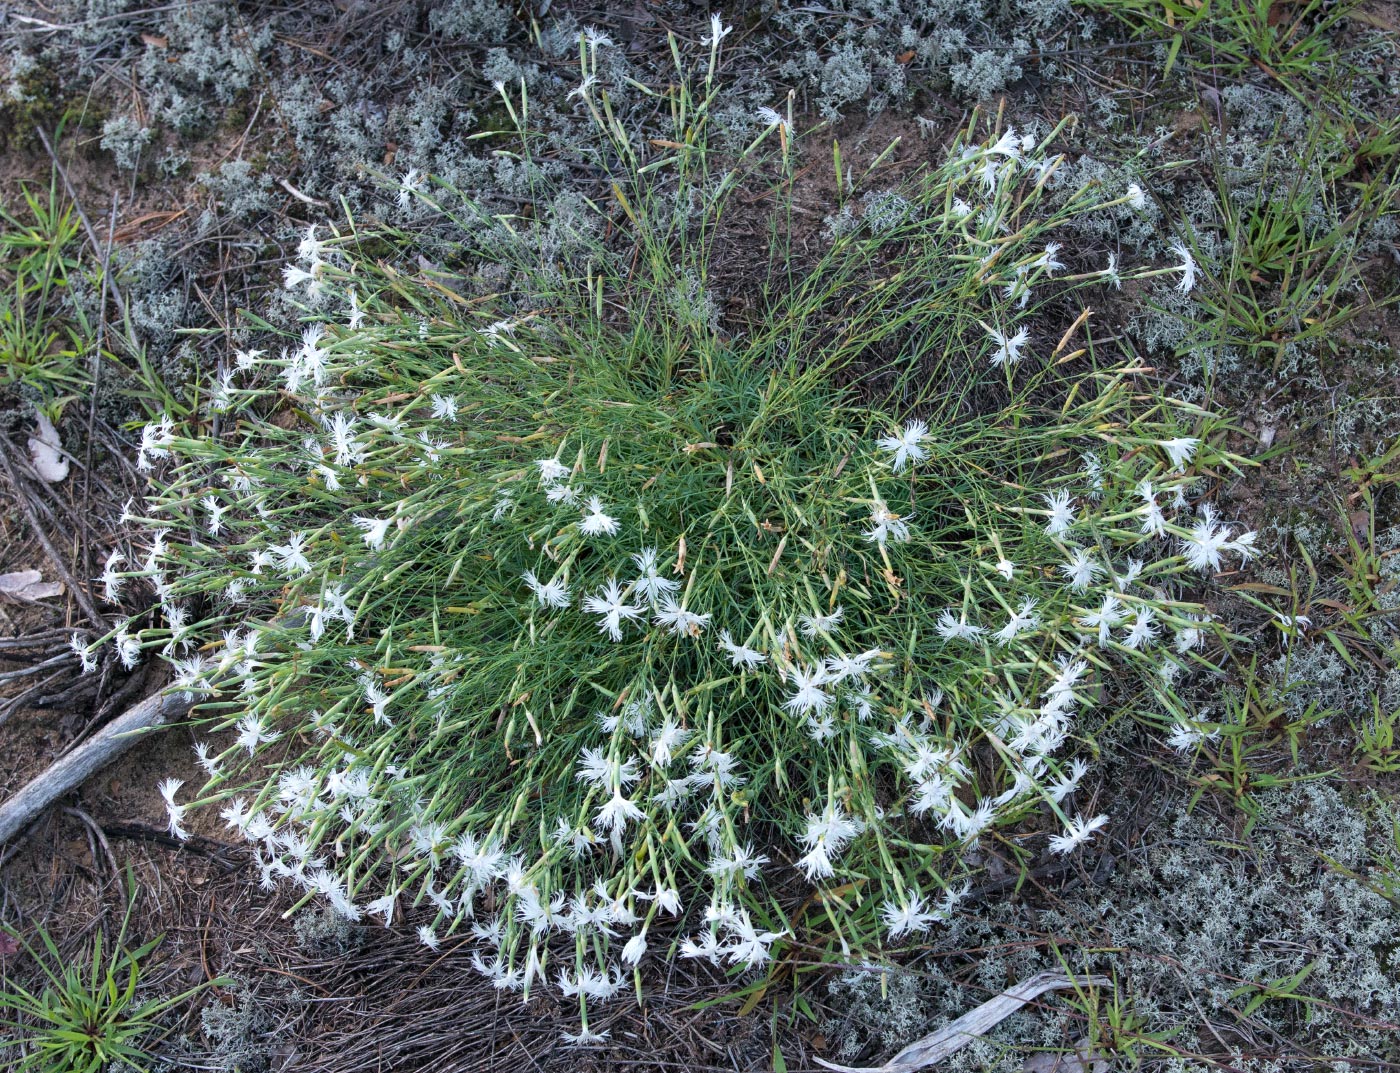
[[0, 652, 73, 684], [99, 822, 242, 864], [279, 178, 330, 207], [0, 669, 71, 727], [0, 629, 75, 651], [0, 440, 106, 631], [814, 972, 1113, 1073], [63, 805, 121, 883], [0, 688, 189, 846]]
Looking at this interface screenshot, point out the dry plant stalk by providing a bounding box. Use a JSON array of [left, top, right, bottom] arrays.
[[0, 691, 189, 845]]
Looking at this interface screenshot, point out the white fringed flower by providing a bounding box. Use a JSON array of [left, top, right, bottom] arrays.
[[1048, 813, 1109, 855], [993, 597, 1040, 646], [397, 168, 425, 211], [717, 629, 767, 668], [158, 777, 188, 840], [795, 805, 863, 882], [877, 420, 930, 472], [70, 633, 98, 674], [798, 606, 844, 638], [881, 893, 939, 939], [1160, 436, 1200, 471], [1169, 241, 1198, 294], [631, 547, 679, 601], [535, 457, 570, 485], [866, 501, 912, 545], [1042, 490, 1075, 536], [582, 578, 644, 641], [620, 931, 648, 965], [936, 609, 985, 643], [522, 569, 571, 609], [1060, 548, 1102, 593], [782, 664, 833, 716], [578, 496, 620, 537], [114, 629, 141, 670], [353, 515, 392, 550], [653, 597, 710, 637], [702, 13, 732, 44], [755, 106, 790, 134], [986, 325, 1029, 366], [1178, 504, 1232, 573]]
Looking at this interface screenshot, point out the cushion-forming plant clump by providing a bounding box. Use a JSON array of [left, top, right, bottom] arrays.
[[96, 33, 1260, 1041]]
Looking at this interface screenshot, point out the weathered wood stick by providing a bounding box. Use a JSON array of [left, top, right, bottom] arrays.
[[814, 971, 1113, 1073], [0, 690, 189, 846]]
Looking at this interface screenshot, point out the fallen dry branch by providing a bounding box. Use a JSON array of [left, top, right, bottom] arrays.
[[0, 689, 189, 845], [0, 441, 106, 631], [813, 971, 1113, 1073]]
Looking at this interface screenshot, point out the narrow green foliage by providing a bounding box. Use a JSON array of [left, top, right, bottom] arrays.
[[0, 875, 220, 1073], [1183, 650, 1333, 827], [0, 173, 95, 413], [1080, 0, 1364, 109], [1189, 118, 1398, 378], [104, 34, 1268, 1039]]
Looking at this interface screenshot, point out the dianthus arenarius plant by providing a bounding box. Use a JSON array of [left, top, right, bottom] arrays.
[[107, 30, 1255, 1041]]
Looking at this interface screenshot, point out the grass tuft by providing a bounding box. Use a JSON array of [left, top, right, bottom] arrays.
[[98, 37, 1272, 1038]]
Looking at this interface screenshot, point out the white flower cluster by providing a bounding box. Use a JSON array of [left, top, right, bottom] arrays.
[[113, 106, 1257, 1045], [132, 388, 1251, 991]]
